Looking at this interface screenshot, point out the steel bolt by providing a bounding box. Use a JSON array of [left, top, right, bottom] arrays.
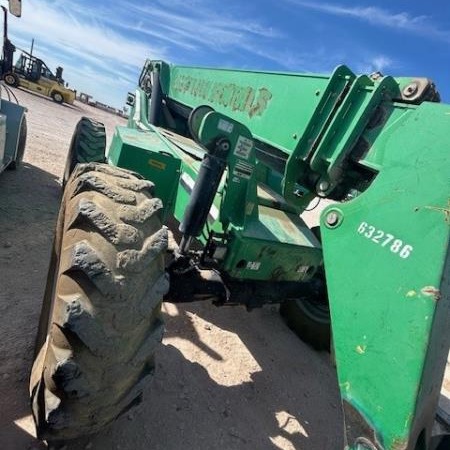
[[217, 140, 230, 152], [326, 211, 339, 226], [403, 82, 418, 97], [319, 180, 330, 192], [369, 71, 383, 81]]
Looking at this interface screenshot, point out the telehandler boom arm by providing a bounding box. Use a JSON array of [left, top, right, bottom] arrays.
[[119, 60, 450, 450]]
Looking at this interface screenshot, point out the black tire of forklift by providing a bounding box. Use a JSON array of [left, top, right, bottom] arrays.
[[7, 115, 27, 170], [279, 297, 331, 351], [62, 117, 106, 187], [3, 72, 19, 87], [29, 162, 169, 442], [279, 225, 331, 351], [51, 91, 64, 104]]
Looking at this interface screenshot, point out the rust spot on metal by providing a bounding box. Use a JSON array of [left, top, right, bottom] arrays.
[[421, 286, 441, 301], [391, 437, 408, 450], [355, 344, 367, 354], [423, 200, 450, 224], [343, 400, 383, 450], [405, 290, 417, 298]]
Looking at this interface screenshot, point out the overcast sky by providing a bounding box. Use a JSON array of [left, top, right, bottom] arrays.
[[7, 0, 450, 108]]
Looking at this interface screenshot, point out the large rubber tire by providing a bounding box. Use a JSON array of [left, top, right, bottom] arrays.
[[30, 162, 169, 442], [3, 71, 19, 87], [279, 296, 331, 351], [8, 115, 27, 170], [51, 91, 64, 104], [63, 117, 106, 187], [279, 225, 331, 351]]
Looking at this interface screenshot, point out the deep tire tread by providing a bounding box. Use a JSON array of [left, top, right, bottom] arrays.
[[62, 118, 107, 186], [30, 163, 168, 441]]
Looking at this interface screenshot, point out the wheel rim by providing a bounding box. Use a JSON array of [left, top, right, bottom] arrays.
[[5, 75, 15, 85], [54, 93, 63, 102]]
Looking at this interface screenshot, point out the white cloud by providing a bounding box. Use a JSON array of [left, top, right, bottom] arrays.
[[3, 0, 302, 106], [107, 1, 282, 54], [3, 0, 405, 107], [371, 56, 393, 72], [7, 0, 166, 107], [355, 55, 394, 75], [10, 1, 166, 66], [239, 43, 346, 73], [288, 1, 450, 43]]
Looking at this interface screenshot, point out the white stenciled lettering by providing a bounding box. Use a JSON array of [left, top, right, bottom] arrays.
[[357, 222, 413, 259]]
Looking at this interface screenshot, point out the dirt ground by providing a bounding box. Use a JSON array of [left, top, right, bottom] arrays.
[[0, 87, 447, 450]]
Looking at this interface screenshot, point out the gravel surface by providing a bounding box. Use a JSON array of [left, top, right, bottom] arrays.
[[0, 87, 447, 450]]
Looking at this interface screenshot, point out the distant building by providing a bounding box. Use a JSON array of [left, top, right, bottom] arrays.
[[78, 92, 93, 104]]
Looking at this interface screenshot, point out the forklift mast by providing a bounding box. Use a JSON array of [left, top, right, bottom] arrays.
[[13, 51, 61, 83], [1, 1, 22, 75], [1, 5, 16, 75]]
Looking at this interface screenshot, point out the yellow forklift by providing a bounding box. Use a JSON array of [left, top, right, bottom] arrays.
[[3, 50, 76, 104], [1, 22, 75, 105]]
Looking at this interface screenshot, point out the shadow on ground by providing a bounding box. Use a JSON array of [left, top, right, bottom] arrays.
[[0, 163, 343, 450], [61, 302, 343, 450], [0, 162, 61, 450], [8, 86, 83, 111]]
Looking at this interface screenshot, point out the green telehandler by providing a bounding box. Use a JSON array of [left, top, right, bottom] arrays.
[[30, 59, 449, 450]]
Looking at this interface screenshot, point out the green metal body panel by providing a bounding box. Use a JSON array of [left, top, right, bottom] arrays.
[[108, 126, 181, 221], [310, 76, 399, 188], [111, 106, 322, 282], [158, 61, 359, 210], [223, 206, 322, 281], [164, 62, 333, 154], [110, 60, 449, 449], [320, 101, 450, 449]]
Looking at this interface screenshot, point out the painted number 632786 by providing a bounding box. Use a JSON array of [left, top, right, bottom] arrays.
[[357, 222, 413, 259]]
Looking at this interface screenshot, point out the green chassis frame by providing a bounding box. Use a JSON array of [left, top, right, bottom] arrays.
[[106, 60, 449, 450]]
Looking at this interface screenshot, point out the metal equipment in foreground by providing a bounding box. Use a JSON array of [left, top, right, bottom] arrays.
[[0, 0, 27, 174], [30, 59, 449, 449]]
